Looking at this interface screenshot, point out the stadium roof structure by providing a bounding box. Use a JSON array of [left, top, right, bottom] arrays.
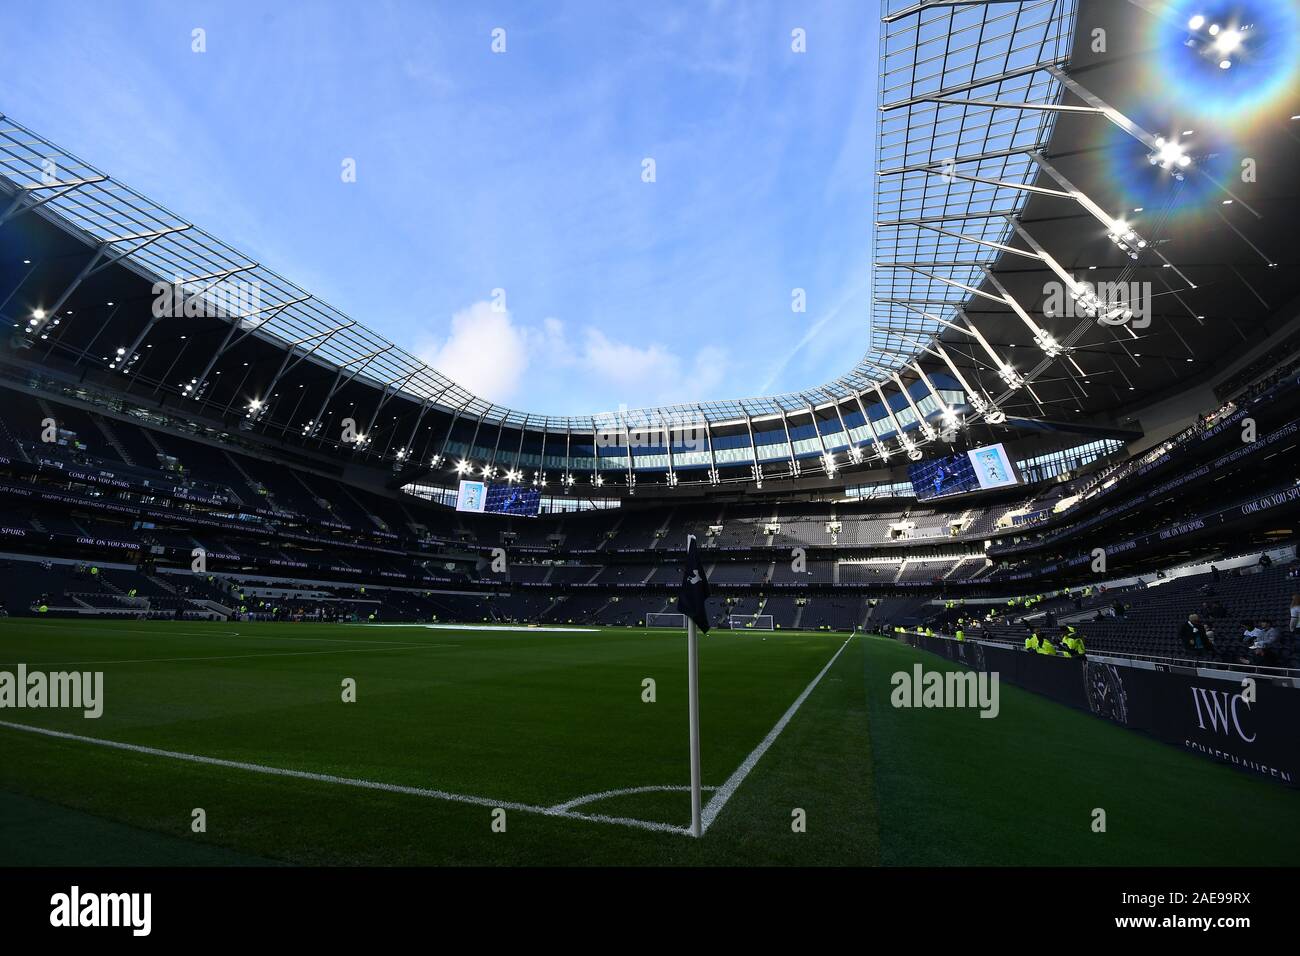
[[2, 0, 1299, 495]]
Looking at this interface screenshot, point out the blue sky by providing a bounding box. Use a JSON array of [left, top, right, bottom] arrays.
[[2, 0, 879, 415]]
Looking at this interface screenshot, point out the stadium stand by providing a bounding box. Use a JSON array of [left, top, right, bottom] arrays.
[[0, 62, 1298, 680]]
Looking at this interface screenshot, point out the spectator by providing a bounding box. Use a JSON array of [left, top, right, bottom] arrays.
[[1259, 552, 1273, 568], [1178, 612, 1214, 656], [1210, 564, 1221, 582], [1242, 619, 1280, 665], [1290, 593, 1300, 634]]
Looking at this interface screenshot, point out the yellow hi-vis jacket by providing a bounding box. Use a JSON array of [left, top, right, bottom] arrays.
[[955, 629, 965, 641], [1024, 634, 1040, 652], [1036, 639, 1058, 656]]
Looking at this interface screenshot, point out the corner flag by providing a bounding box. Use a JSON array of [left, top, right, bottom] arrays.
[[678, 533, 710, 633], [678, 534, 709, 837]]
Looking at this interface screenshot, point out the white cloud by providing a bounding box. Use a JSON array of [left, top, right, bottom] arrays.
[[558, 327, 726, 407], [420, 301, 532, 403], [419, 301, 726, 410]]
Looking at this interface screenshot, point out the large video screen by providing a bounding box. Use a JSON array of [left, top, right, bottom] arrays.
[[908, 454, 980, 501], [965, 443, 1019, 490], [455, 480, 542, 516], [908, 443, 1020, 500], [455, 479, 487, 513], [484, 483, 542, 517]]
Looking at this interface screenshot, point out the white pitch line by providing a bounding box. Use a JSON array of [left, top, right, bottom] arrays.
[[0, 636, 853, 839], [0, 719, 689, 837], [551, 784, 718, 813], [700, 636, 852, 832]]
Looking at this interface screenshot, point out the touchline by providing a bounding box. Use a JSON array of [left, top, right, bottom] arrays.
[[0, 665, 103, 718]]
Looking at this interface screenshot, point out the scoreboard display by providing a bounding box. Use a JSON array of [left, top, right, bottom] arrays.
[[455, 480, 541, 516], [908, 443, 1019, 500], [908, 454, 980, 501], [484, 483, 542, 516]]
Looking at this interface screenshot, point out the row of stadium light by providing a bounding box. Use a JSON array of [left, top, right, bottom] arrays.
[[319, 393, 970, 483], [17, 305, 974, 486]]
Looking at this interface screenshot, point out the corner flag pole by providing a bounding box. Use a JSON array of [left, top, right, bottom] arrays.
[[686, 616, 703, 838], [680, 532, 708, 838]]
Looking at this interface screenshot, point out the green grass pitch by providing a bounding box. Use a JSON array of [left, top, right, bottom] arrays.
[[0, 619, 1296, 866]]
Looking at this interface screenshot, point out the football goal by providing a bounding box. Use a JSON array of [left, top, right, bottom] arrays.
[[645, 612, 687, 628], [728, 614, 774, 630]]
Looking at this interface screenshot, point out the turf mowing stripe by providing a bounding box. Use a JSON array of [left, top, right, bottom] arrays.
[[700, 636, 853, 833], [0, 719, 690, 837]]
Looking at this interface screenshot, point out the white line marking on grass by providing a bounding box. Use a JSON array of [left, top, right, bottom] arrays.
[[551, 784, 717, 812], [4, 644, 460, 668], [0, 720, 690, 837], [700, 636, 852, 833]]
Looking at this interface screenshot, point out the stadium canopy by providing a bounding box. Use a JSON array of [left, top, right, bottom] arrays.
[[2, 0, 1298, 493]]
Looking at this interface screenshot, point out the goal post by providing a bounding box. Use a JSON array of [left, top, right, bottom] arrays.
[[728, 613, 774, 631], [645, 611, 687, 628]]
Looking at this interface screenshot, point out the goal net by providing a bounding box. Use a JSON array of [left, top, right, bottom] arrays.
[[728, 614, 774, 631], [645, 612, 687, 628]]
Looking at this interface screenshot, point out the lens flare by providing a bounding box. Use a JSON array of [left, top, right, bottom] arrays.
[[1145, 0, 1300, 125], [1096, 112, 1237, 232]]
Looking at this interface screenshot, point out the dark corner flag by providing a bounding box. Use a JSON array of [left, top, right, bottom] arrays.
[[678, 533, 709, 837], [678, 533, 710, 633]]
